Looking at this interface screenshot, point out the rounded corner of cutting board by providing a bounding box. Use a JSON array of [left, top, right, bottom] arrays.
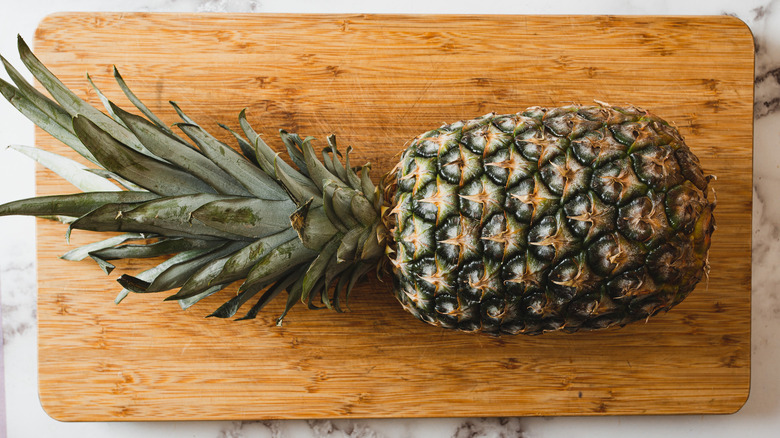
[[716, 14, 757, 46], [37, 380, 73, 423], [33, 11, 81, 42]]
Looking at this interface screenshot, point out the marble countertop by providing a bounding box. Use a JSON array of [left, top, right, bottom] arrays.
[[0, 0, 776, 437]]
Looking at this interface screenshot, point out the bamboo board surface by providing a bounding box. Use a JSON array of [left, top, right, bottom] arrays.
[[31, 13, 753, 420]]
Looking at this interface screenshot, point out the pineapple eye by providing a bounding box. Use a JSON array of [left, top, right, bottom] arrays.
[[665, 181, 706, 232]]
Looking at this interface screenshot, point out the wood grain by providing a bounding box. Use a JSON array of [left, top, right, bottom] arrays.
[[29, 13, 753, 420]]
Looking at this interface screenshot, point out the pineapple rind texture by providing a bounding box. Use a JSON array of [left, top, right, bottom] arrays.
[[388, 105, 715, 335]]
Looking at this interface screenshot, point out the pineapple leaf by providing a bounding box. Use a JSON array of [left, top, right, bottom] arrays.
[[276, 275, 304, 326], [360, 229, 383, 261], [60, 232, 147, 261], [336, 227, 363, 263], [113, 67, 173, 135], [16, 36, 155, 158], [331, 186, 360, 229], [345, 261, 372, 306], [218, 123, 261, 168], [321, 184, 349, 233], [216, 229, 298, 282], [272, 154, 322, 207], [301, 135, 347, 191], [170, 229, 297, 300], [360, 164, 376, 204], [350, 193, 377, 226], [177, 123, 287, 201], [89, 238, 220, 261], [322, 259, 351, 312], [1, 55, 75, 134], [85, 169, 147, 192], [321, 146, 336, 176], [306, 279, 326, 310], [236, 267, 302, 321], [114, 248, 215, 304], [242, 238, 316, 292], [0, 191, 158, 219], [8, 144, 121, 192], [168, 101, 197, 124], [289, 200, 339, 250], [207, 280, 267, 319], [239, 112, 313, 188], [120, 194, 252, 240], [301, 236, 340, 303], [191, 197, 295, 239], [237, 109, 260, 144], [252, 147, 277, 179], [72, 115, 217, 196], [177, 283, 228, 310], [279, 130, 309, 176], [111, 103, 252, 197], [325, 135, 348, 182], [68, 196, 239, 241], [343, 146, 363, 190], [125, 241, 248, 293], [0, 77, 97, 164], [332, 268, 351, 312], [89, 253, 117, 275], [86, 73, 126, 127]]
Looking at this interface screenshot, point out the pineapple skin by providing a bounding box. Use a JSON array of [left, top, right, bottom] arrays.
[[386, 105, 715, 335]]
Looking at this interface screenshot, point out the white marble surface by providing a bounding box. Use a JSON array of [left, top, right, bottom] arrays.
[[0, 0, 777, 437]]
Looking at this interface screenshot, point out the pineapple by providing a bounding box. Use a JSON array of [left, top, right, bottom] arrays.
[[0, 37, 715, 334]]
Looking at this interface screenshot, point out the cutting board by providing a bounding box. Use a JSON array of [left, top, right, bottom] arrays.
[[30, 13, 753, 421]]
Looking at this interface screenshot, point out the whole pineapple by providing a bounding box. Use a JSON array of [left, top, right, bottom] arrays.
[[0, 37, 715, 334], [387, 107, 714, 334]]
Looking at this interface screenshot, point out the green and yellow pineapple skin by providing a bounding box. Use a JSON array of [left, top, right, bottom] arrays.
[[388, 105, 715, 335]]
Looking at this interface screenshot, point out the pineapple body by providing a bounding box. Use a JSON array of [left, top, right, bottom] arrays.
[[388, 105, 715, 335]]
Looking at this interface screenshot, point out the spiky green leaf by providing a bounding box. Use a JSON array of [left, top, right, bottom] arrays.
[[114, 247, 217, 303], [279, 129, 309, 176], [301, 136, 347, 191], [113, 67, 174, 135], [178, 123, 287, 201], [17, 36, 154, 157], [111, 103, 252, 197], [0, 191, 158, 219], [360, 164, 376, 204], [219, 123, 261, 168], [8, 144, 120, 192], [301, 236, 340, 303], [169, 229, 296, 300], [290, 200, 339, 250], [242, 238, 316, 291], [1, 55, 74, 135], [192, 197, 295, 239], [343, 146, 363, 190], [119, 241, 248, 293], [72, 115, 216, 196], [60, 233, 147, 261], [0, 77, 97, 164], [121, 194, 251, 240], [236, 268, 302, 321], [86, 73, 125, 126], [90, 238, 220, 261]]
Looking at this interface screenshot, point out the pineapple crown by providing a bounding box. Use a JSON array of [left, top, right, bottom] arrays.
[[0, 36, 387, 324]]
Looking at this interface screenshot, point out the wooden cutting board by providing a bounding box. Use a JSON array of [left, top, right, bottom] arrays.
[[31, 13, 753, 421]]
